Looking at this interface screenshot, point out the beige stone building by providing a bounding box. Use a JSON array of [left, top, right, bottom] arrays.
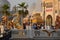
[[41, 0, 60, 26], [28, 0, 60, 27]]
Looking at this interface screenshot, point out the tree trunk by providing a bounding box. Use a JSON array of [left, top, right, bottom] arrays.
[[20, 15, 23, 26]]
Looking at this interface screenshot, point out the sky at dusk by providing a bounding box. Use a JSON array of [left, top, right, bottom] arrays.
[[8, 0, 42, 12]]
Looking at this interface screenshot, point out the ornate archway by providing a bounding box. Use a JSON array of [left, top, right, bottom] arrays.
[[46, 15, 52, 26]]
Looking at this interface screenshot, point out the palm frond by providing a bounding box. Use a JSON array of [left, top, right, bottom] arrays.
[[18, 2, 29, 18], [2, 4, 10, 11], [2, 4, 10, 16], [24, 4, 28, 9], [18, 2, 25, 7]]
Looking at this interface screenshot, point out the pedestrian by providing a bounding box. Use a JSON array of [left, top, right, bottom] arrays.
[[45, 25, 51, 30], [0, 23, 4, 37], [26, 23, 30, 30], [32, 23, 37, 30], [23, 23, 26, 29], [37, 24, 40, 29], [40, 23, 45, 29]]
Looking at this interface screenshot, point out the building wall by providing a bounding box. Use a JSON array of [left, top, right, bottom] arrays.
[[58, 0, 60, 14], [42, 0, 59, 26]]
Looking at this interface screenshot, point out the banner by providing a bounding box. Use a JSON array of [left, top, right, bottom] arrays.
[[46, 8, 52, 12]]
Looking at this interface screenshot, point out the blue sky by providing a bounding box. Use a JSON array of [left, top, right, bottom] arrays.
[[8, 0, 42, 12]]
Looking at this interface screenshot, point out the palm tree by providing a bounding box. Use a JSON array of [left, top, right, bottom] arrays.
[[2, 4, 10, 16], [18, 2, 29, 26], [2, 4, 10, 28]]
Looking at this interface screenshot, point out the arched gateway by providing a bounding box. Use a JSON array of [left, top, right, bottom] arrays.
[[46, 15, 52, 26]]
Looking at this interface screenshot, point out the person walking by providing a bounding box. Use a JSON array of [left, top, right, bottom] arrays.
[[0, 22, 5, 40], [0, 23, 4, 38], [32, 23, 37, 30]]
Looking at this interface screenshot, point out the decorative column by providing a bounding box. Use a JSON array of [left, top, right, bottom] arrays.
[[42, 1, 46, 27]]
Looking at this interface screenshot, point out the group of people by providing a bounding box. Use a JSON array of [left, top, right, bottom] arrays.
[[0, 15, 56, 35], [23, 22, 56, 30], [23, 22, 45, 30]]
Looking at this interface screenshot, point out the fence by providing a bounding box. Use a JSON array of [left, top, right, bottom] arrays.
[[10, 29, 60, 39]]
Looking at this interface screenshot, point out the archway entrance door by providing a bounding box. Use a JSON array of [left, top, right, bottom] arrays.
[[46, 15, 52, 26]]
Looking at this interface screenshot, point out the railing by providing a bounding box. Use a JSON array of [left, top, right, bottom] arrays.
[[11, 29, 60, 38], [0, 30, 11, 40]]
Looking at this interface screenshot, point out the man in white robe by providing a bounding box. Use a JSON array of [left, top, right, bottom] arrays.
[[0, 23, 4, 37]]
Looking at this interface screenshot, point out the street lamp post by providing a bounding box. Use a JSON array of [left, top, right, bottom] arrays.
[[28, 15, 31, 25], [43, 1, 46, 27]]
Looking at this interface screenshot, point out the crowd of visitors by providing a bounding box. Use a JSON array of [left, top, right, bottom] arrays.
[[0, 15, 59, 40], [23, 22, 56, 30]]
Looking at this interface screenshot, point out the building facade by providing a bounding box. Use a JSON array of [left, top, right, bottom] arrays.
[[41, 0, 59, 26]]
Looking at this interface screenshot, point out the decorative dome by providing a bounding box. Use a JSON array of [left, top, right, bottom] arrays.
[[0, 0, 10, 11]]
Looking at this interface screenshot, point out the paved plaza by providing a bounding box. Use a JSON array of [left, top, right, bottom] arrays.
[[10, 29, 60, 40]]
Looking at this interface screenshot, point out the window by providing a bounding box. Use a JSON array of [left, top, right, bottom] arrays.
[[46, 2, 53, 8], [55, 10, 57, 13], [59, 10, 60, 13]]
